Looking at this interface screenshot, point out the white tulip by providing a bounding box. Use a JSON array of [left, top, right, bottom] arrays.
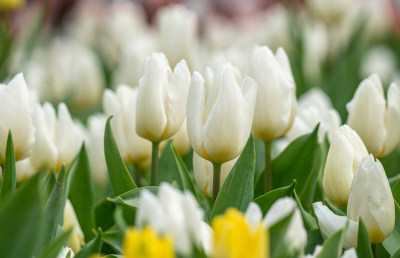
[[323, 125, 368, 205], [193, 152, 237, 197], [305, 245, 357, 258], [56, 246, 74, 258], [172, 119, 191, 156], [347, 154, 395, 243], [103, 85, 152, 166], [15, 158, 36, 183], [136, 53, 191, 143], [347, 74, 400, 157], [63, 200, 85, 253], [135, 183, 211, 255], [157, 4, 198, 68], [0, 73, 35, 163], [187, 63, 257, 163], [247, 46, 297, 141], [307, 0, 351, 23], [361, 46, 396, 85]]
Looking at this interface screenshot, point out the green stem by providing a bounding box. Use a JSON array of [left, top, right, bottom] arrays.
[[134, 165, 143, 188], [212, 162, 222, 207], [372, 244, 377, 258], [264, 140, 273, 193], [150, 142, 160, 186]]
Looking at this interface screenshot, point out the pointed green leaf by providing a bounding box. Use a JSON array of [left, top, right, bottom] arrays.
[[108, 186, 158, 209], [0, 131, 16, 202], [0, 174, 43, 258], [37, 229, 72, 258], [392, 179, 400, 204], [95, 198, 115, 232], [383, 200, 400, 255], [254, 180, 296, 215], [272, 125, 321, 208], [75, 230, 102, 258], [293, 190, 319, 231], [211, 135, 255, 219], [68, 145, 96, 241], [357, 219, 373, 258], [391, 248, 400, 258], [316, 224, 347, 258], [102, 226, 124, 254], [305, 229, 324, 255], [104, 117, 136, 196], [269, 211, 298, 258]]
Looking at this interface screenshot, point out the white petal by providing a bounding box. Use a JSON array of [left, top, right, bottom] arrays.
[[245, 202, 263, 231], [382, 82, 400, 156]]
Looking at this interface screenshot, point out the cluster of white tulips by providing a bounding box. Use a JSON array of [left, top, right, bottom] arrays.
[[0, 0, 400, 258]]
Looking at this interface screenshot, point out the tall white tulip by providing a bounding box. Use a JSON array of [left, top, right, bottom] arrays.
[[63, 200, 85, 253], [187, 63, 257, 203], [347, 154, 395, 243], [0, 73, 35, 163], [103, 85, 151, 166], [347, 74, 400, 157], [323, 125, 368, 205], [314, 155, 395, 247], [247, 46, 297, 141]]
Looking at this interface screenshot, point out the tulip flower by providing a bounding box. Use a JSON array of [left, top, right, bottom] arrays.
[[136, 53, 191, 185], [135, 183, 211, 256], [347, 74, 400, 157], [246, 46, 296, 192], [186, 63, 257, 204], [63, 200, 85, 253], [193, 152, 237, 197], [0, 73, 35, 164], [323, 125, 368, 205], [314, 155, 395, 247]]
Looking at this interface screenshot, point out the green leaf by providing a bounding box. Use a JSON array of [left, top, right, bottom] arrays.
[[254, 180, 296, 215], [103, 255, 123, 258], [272, 125, 321, 208], [269, 211, 298, 258], [357, 219, 373, 258], [75, 230, 102, 258], [211, 135, 255, 219], [316, 223, 347, 258], [104, 117, 136, 196], [43, 165, 67, 245], [37, 229, 72, 258], [157, 141, 175, 184], [293, 190, 319, 231], [95, 199, 115, 232], [0, 174, 43, 258], [391, 248, 400, 258], [392, 179, 400, 204], [108, 186, 158, 209], [102, 226, 124, 254], [68, 145, 96, 241], [0, 131, 16, 202], [304, 229, 323, 255], [383, 200, 400, 255]]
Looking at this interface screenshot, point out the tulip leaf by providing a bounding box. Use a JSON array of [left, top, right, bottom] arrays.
[[104, 117, 137, 196], [269, 211, 299, 258], [43, 165, 67, 246], [102, 226, 124, 254], [75, 229, 102, 258], [95, 199, 115, 232], [304, 229, 324, 255], [0, 131, 16, 202], [392, 180, 400, 204], [68, 144, 96, 242], [316, 223, 347, 258], [357, 219, 373, 258], [272, 125, 321, 208], [294, 190, 319, 231], [391, 248, 400, 258], [254, 180, 296, 215], [211, 135, 255, 219], [108, 186, 158, 209], [37, 229, 72, 258], [0, 174, 43, 258], [157, 141, 175, 184], [383, 200, 400, 255]]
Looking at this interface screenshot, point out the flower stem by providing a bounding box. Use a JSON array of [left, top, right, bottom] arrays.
[[264, 140, 273, 193], [150, 142, 160, 186], [212, 162, 222, 207], [134, 165, 143, 187]]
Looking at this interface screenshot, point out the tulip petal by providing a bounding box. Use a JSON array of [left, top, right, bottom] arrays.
[[382, 83, 400, 156]]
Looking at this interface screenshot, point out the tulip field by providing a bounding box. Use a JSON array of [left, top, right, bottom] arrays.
[[1, 0, 400, 258]]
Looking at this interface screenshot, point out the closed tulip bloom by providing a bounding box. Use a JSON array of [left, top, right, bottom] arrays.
[[63, 200, 85, 253], [103, 85, 151, 165], [187, 63, 257, 163], [136, 53, 191, 142], [347, 154, 395, 243], [247, 46, 296, 141], [323, 125, 368, 205], [172, 119, 191, 156], [193, 152, 237, 197], [347, 74, 400, 157], [0, 73, 35, 163]]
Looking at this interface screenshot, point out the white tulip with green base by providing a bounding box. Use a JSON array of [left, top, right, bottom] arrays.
[[136, 53, 191, 185], [187, 63, 257, 205], [347, 74, 400, 157], [246, 46, 297, 193], [323, 124, 368, 205]]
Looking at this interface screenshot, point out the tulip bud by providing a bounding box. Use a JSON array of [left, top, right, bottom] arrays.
[[15, 158, 36, 183], [187, 63, 257, 163], [347, 154, 395, 243], [347, 74, 400, 157], [323, 125, 368, 205], [247, 46, 297, 141], [172, 119, 191, 156], [193, 152, 237, 197], [103, 85, 152, 166], [63, 200, 85, 253], [136, 53, 191, 143], [0, 73, 35, 164]]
